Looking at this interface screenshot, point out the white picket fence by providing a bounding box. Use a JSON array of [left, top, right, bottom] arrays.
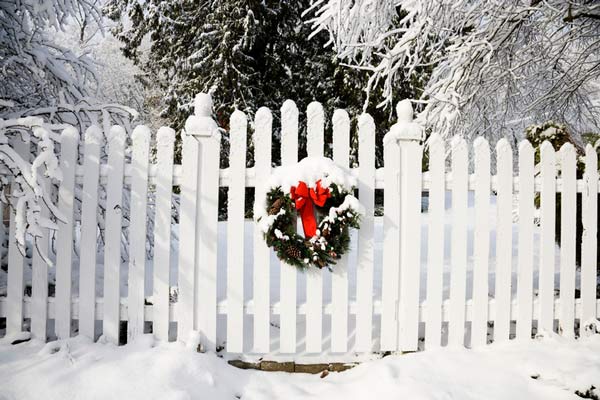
[[1, 93, 599, 357]]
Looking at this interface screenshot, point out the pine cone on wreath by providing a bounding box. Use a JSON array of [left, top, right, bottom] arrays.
[[285, 243, 302, 260], [268, 198, 284, 215]]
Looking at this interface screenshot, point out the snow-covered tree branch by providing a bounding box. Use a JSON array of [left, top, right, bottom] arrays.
[[307, 0, 600, 142]]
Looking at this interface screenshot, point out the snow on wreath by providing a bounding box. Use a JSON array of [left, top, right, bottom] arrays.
[[256, 157, 364, 270]]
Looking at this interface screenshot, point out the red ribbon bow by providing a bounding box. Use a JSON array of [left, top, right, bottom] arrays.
[[290, 180, 331, 238]]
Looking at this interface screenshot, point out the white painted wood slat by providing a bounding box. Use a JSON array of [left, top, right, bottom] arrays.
[[581, 144, 598, 328], [153, 127, 176, 341], [227, 111, 247, 353], [355, 114, 376, 352], [252, 107, 272, 353], [380, 128, 400, 351], [103, 126, 126, 344], [6, 137, 29, 337], [471, 137, 490, 348], [425, 134, 445, 349], [31, 130, 52, 341], [279, 99, 299, 353], [78, 126, 103, 340], [559, 143, 576, 337], [54, 127, 79, 340], [538, 141, 556, 333], [330, 109, 350, 353], [516, 141, 535, 340], [494, 139, 513, 342], [305, 102, 325, 353], [127, 126, 151, 341], [448, 136, 468, 347]]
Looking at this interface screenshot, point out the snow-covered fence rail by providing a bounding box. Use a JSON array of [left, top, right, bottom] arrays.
[[1, 93, 599, 359]]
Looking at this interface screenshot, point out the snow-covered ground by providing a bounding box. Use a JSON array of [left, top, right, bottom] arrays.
[[1, 331, 600, 400]]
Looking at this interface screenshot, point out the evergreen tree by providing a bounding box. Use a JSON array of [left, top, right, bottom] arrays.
[[105, 0, 420, 165]]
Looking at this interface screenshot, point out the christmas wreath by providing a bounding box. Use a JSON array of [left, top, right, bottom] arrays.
[[256, 157, 363, 270]]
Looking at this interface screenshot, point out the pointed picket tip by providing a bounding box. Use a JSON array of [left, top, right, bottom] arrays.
[[131, 125, 151, 144], [358, 113, 375, 137], [108, 125, 127, 145], [255, 107, 272, 126], [307, 101, 324, 116], [156, 126, 176, 146], [540, 140, 556, 154], [231, 109, 247, 127], [585, 143, 598, 162], [194, 93, 213, 117], [332, 109, 349, 127], [585, 143, 595, 154], [450, 135, 467, 151], [61, 126, 79, 142], [559, 141, 576, 155], [281, 99, 298, 115], [473, 136, 490, 166], [518, 139, 534, 153], [585, 144, 598, 174], [427, 132, 444, 155], [495, 137, 512, 153], [427, 132, 443, 146], [84, 125, 103, 145], [473, 136, 489, 150]]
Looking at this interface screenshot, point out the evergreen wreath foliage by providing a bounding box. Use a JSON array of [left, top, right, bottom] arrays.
[[260, 183, 362, 270]]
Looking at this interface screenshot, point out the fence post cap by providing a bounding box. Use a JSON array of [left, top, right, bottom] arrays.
[[396, 99, 413, 123], [383, 100, 423, 145], [194, 93, 213, 117], [185, 93, 220, 139]]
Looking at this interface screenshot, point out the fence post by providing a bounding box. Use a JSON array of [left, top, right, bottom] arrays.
[[184, 93, 221, 351], [55, 127, 79, 340], [393, 101, 424, 352]]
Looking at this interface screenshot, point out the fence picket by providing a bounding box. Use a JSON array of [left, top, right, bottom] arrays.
[[253, 107, 272, 353], [31, 130, 51, 340], [127, 126, 151, 340], [79, 126, 103, 340], [55, 127, 79, 340], [305, 102, 325, 353], [6, 137, 28, 337], [355, 114, 376, 352], [279, 99, 299, 353], [516, 141, 534, 340], [559, 143, 576, 337], [448, 136, 468, 347], [471, 137, 490, 347], [103, 126, 126, 344], [178, 130, 200, 342], [381, 127, 400, 351], [153, 127, 175, 341], [425, 133, 445, 349], [539, 141, 556, 333], [581, 144, 598, 327], [227, 111, 247, 353], [494, 139, 513, 342], [331, 109, 350, 353]]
